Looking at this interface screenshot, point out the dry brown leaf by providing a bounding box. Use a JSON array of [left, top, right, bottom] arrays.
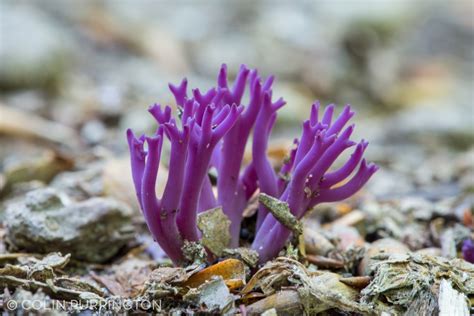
[[183, 259, 246, 289], [111, 258, 156, 297], [241, 257, 305, 296], [225, 278, 246, 292], [90, 272, 127, 297]]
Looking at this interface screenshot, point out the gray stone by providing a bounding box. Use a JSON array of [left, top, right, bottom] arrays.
[[5, 188, 134, 263], [50, 165, 104, 201]]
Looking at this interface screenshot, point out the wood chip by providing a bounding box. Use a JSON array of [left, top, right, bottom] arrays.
[[438, 279, 469, 316]]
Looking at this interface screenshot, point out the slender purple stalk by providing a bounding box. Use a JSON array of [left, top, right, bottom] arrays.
[[462, 239, 474, 263], [177, 104, 242, 241]]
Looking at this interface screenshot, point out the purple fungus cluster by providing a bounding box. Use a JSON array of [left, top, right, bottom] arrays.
[[462, 239, 474, 263], [127, 64, 378, 264]]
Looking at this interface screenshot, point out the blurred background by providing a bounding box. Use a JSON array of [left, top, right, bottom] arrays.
[[0, 0, 473, 201]]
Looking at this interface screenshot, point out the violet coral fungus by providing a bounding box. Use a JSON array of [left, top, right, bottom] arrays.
[[127, 64, 378, 264], [462, 239, 474, 263]]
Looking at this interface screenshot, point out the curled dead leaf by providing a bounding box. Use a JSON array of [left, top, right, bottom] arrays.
[[241, 257, 306, 296], [183, 259, 246, 290], [224, 279, 245, 292]]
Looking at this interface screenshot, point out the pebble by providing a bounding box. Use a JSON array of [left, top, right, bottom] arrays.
[[358, 238, 409, 276], [6, 188, 134, 263]]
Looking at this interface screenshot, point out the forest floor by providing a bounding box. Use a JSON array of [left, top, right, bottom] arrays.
[[0, 1, 473, 314]]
